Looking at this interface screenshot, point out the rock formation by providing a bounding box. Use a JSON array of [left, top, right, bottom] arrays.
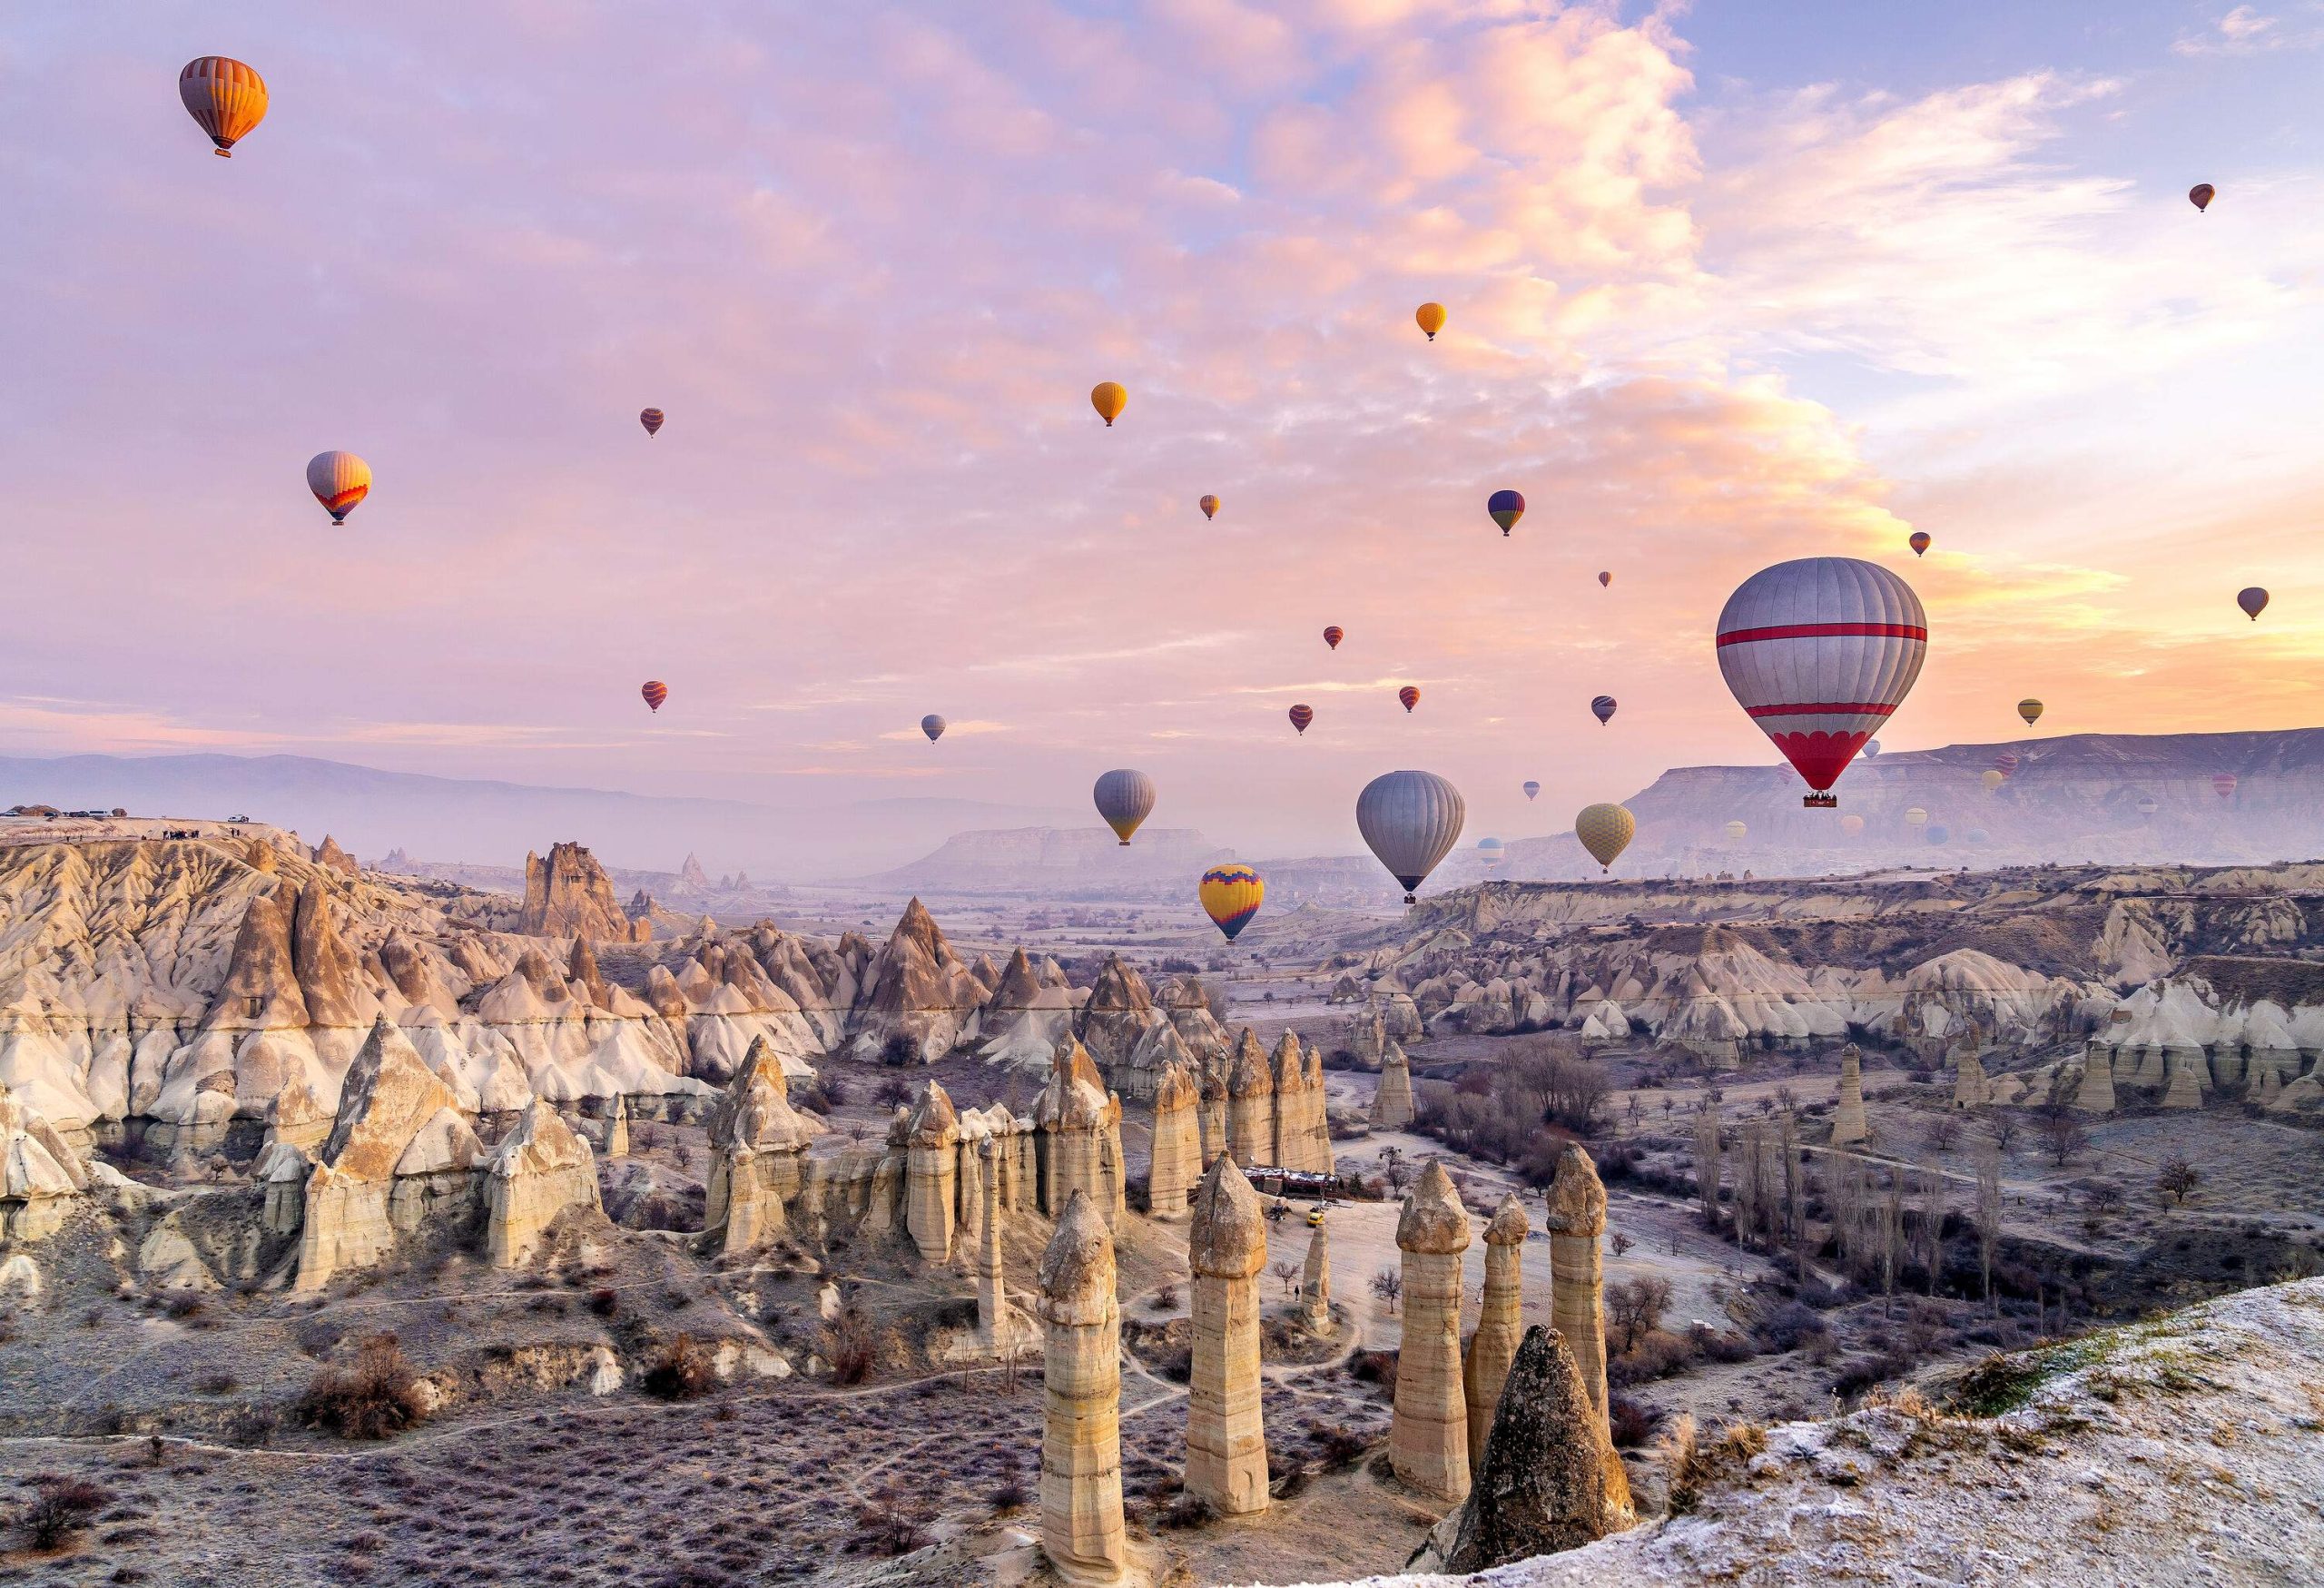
[[1831, 1042, 1869, 1146], [1225, 1029, 1276, 1169], [704, 1035, 825, 1254], [1147, 1060, 1201, 1219], [1078, 954, 1159, 1083], [1544, 1143, 1610, 1435], [1197, 1070, 1227, 1169], [603, 1094, 630, 1158], [1186, 1155, 1269, 1516], [977, 1137, 1008, 1345], [520, 841, 645, 942], [2162, 1047, 2208, 1110], [905, 1080, 961, 1262], [0, 1079, 89, 1241], [849, 897, 987, 1063], [1464, 1193, 1529, 1469], [2074, 1039, 2117, 1112], [1443, 1326, 1628, 1573], [1299, 1217, 1332, 1335], [310, 834, 359, 877], [1392, 1159, 1472, 1503], [1373, 1041, 1414, 1129], [973, 948, 1078, 1071], [483, 1099, 599, 1267], [1953, 1049, 1989, 1109], [1037, 1040, 1126, 1224], [1039, 1191, 1127, 1586]]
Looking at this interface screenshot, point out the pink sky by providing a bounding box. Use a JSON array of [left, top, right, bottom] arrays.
[[4, 2, 2321, 858]]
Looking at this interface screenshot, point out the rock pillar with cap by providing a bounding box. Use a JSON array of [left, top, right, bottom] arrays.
[[2074, 1041, 2117, 1113], [1039, 1192, 1127, 1586], [977, 1137, 1006, 1345], [1391, 1159, 1472, 1503], [1464, 1193, 1529, 1469], [1299, 1218, 1333, 1335], [905, 1081, 960, 1263], [1148, 1060, 1201, 1220], [1185, 1155, 1270, 1515], [1543, 1143, 1610, 1438], [1832, 1042, 1868, 1147]]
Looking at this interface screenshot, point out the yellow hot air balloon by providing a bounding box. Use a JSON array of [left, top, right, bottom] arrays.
[[1982, 769, 2005, 793], [180, 57, 269, 157], [1575, 804, 1635, 873], [1198, 863, 1265, 942], [1724, 819, 1748, 842], [2017, 698, 2043, 726], [1414, 302, 1446, 341], [1905, 806, 1929, 828], [1090, 382, 1128, 427], [1199, 494, 1219, 521]]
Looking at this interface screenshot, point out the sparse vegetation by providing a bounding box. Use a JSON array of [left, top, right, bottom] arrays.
[[16, 1475, 111, 1552], [639, 1334, 716, 1400], [295, 1335, 433, 1441]]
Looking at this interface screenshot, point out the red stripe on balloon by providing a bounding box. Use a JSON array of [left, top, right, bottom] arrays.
[[1746, 702, 1898, 718], [1716, 623, 1927, 646]]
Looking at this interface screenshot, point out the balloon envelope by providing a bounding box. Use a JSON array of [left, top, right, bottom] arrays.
[[1927, 824, 1951, 845], [1598, 571, 1612, 588], [1415, 301, 1447, 340], [1357, 770, 1464, 902], [1590, 695, 1616, 726], [1323, 626, 1344, 651], [1477, 837, 1503, 870], [2018, 698, 2043, 725], [1839, 814, 1866, 836], [1398, 686, 1420, 713], [1199, 495, 1219, 521], [306, 451, 371, 523], [640, 680, 667, 713], [1908, 531, 1931, 557], [1090, 382, 1128, 427], [2238, 587, 2269, 621], [1717, 557, 1927, 801], [1994, 751, 2019, 775], [1198, 863, 1265, 942], [2190, 183, 2215, 212], [1983, 770, 2005, 792], [639, 408, 665, 436], [1093, 768, 1156, 844], [2136, 795, 2159, 815], [1522, 780, 1541, 801], [1724, 820, 1748, 841], [921, 715, 945, 742], [1575, 804, 1635, 872], [1862, 740, 1881, 758], [1905, 806, 1929, 826], [1487, 489, 1524, 536], [180, 56, 268, 155], [1287, 704, 1313, 735], [2213, 773, 2238, 800]]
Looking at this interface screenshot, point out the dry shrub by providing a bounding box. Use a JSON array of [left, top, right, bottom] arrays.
[[641, 1334, 716, 1400], [18, 1475, 111, 1551], [1158, 1493, 1216, 1530], [1666, 1415, 1766, 1514], [1305, 1422, 1371, 1470], [1348, 1349, 1399, 1394], [821, 1305, 877, 1386], [1607, 1395, 1659, 1450], [296, 1335, 432, 1440]]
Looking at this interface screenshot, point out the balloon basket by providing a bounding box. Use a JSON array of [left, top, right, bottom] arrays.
[[1118, 840, 1129, 847], [213, 148, 232, 158], [1803, 793, 1837, 808]]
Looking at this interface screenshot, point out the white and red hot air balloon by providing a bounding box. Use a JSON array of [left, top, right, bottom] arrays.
[[1717, 557, 1927, 808]]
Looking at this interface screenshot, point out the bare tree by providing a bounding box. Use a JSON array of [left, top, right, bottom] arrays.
[[1693, 1105, 1723, 1229], [1606, 1275, 1674, 1355], [2035, 1106, 2086, 1168], [1610, 1230, 1633, 1259], [2156, 1157, 2202, 1208], [1990, 1112, 2024, 1156], [1368, 1267, 1403, 1316], [1925, 1115, 1962, 1152], [1269, 1260, 1300, 1298]]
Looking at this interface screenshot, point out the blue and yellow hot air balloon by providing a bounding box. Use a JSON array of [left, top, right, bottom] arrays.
[[1198, 863, 1265, 942], [1487, 489, 1525, 537]]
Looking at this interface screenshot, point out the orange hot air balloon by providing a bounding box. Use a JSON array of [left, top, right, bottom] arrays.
[[640, 408, 665, 437], [1414, 302, 1446, 340], [305, 451, 371, 524], [1287, 704, 1313, 735], [180, 57, 268, 157], [640, 681, 667, 713], [1909, 531, 1931, 557], [1323, 626, 1344, 651], [1598, 570, 1611, 588], [1398, 686, 1420, 713], [1199, 495, 1219, 521], [2190, 183, 2215, 212], [1839, 814, 1866, 837], [1090, 382, 1128, 427]]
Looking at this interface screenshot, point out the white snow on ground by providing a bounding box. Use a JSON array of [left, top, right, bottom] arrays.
[[1242, 1276, 2324, 1587]]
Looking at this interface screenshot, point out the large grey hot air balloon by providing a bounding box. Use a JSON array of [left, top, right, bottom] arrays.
[[1356, 770, 1464, 904], [921, 715, 945, 743], [1093, 768, 1156, 845]]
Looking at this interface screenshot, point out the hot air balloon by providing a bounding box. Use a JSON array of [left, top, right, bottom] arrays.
[[1487, 489, 1524, 537], [1198, 863, 1265, 942], [640, 409, 665, 437], [1926, 824, 1951, 846], [1398, 686, 1420, 713], [1905, 806, 1929, 827], [1093, 768, 1155, 844], [1323, 626, 1344, 651], [2136, 795, 2159, 816], [1983, 770, 2005, 793], [640, 680, 667, 713], [2017, 699, 2043, 726], [1717, 557, 1927, 807], [1994, 751, 2020, 776], [1199, 495, 1219, 521], [1724, 820, 1748, 842], [1839, 814, 1866, 837], [1356, 770, 1464, 904], [1575, 804, 1634, 873], [1287, 704, 1314, 735], [1522, 781, 1541, 801], [306, 451, 371, 524], [1909, 531, 1931, 557], [1090, 382, 1128, 427], [1590, 695, 1616, 727], [180, 57, 268, 156], [921, 715, 945, 743], [2213, 773, 2238, 800], [1967, 827, 1989, 844], [2190, 183, 2215, 212], [1415, 302, 1447, 341], [1477, 837, 1504, 872], [1598, 571, 1612, 588], [1862, 740, 1881, 758], [2238, 587, 2269, 621]]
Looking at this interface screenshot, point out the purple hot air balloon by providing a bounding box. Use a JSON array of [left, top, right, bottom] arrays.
[[1590, 695, 1616, 726]]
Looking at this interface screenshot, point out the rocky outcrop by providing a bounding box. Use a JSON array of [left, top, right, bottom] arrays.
[[1268, 1032, 1329, 1174], [1299, 1217, 1332, 1334], [2074, 1039, 2117, 1112], [1465, 1193, 1529, 1469], [519, 842, 645, 942], [704, 1035, 825, 1254], [905, 1080, 961, 1262], [1393, 1160, 1472, 1503], [1544, 1144, 1611, 1435], [1039, 1191, 1127, 1586], [1374, 1041, 1414, 1129], [1441, 1326, 1628, 1573], [1953, 1050, 1989, 1109], [1078, 954, 1159, 1080], [1, 1079, 89, 1241], [483, 1099, 598, 1267], [1832, 1043, 1868, 1147], [1036, 1041, 1126, 1224], [973, 948, 1078, 1071], [1148, 1060, 1201, 1220], [1186, 1155, 1269, 1517], [310, 835, 359, 877], [849, 898, 987, 1063], [1225, 1030, 1275, 1169]]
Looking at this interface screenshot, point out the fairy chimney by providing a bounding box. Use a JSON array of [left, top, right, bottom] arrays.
[[1543, 1143, 1610, 1435], [906, 1081, 962, 1263], [1148, 1060, 1202, 1219], [1391, 1160, 1472, 1503], [1299, 1217, 1333, 1335], [1831, 1042, 1869, 1147], [1039, 1192, 1128, 1586], [1464, 1193, 1529, 1470], [1186, 1155, 1270, 1516], [1225, 1030, 1276, 1169], [1374, 1041, 1414, 1130]]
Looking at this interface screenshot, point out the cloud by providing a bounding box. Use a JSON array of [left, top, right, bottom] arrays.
[[2172, 6, 2323, 54]]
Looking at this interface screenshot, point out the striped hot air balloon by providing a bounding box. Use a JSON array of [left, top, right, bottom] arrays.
[[1908, 531, 1931, 557], [640, 680, 667, 713], [1287, 704, 1313, 735], [1590, 695, 1616, 726], [1398, 686, 1420, 713], [921, 715, 945, 742], [180, 57, 268, 156], [1574, 804, 1634, 873], [1199, 495, 1219, 521], [1487, 489, 1524, 537], [640, 408, 665, 437], [1093, 768, 1155, 844], [1994, 751, 2020, 776], [1598, 571, 1612, 588], [1477, 836, 1504, 872], [2213, 773, 2238, 800], [1905, 806, 1929, 827], [1522, 780, 1541, 801], [306, 451, 371, 524], [1983, 770, 2005, 793], [1357, 770, 1464, 903], [2018, 698, 2043, 726], [1090, 382, 1127, 427], [2136, 795, 2159, 816], [1198, 863, 1265, 942], [1716, 557, 1927, 808], [1323, 626, 1344, 651]]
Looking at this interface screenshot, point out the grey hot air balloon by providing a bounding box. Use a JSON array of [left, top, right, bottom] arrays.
[[921, 715, 945, 743], [1356, 770, 1465, 904], [1093, 768, 1156, 845]]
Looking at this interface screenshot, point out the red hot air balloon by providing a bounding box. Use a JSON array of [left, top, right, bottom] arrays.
[[1287, 704, 1313, 735], [640, 680, 668, 713], [640, 409, 665, 437], [1322, 626, 1344, 651], [2190, 183, 2215, 212], [1994, 751, 2019, 776], [1590, 695, 1616, 726], [2238, 587, 2269, 621], [1909, 531, 1931, 557], [1717, 557, 1927, 808], [2213, 772, 2238, 800], [1398, 686, 1420, 713]]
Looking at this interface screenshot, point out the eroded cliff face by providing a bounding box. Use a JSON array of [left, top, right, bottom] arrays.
[[519, 842, 645, 942]]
